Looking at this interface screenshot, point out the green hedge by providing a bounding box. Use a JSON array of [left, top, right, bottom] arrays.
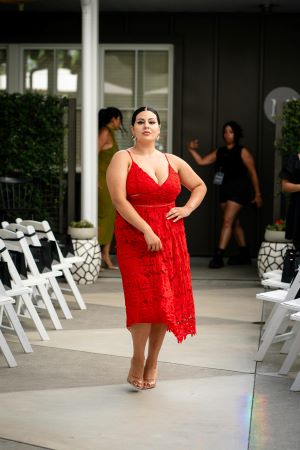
[[0, 92, 68, 228]]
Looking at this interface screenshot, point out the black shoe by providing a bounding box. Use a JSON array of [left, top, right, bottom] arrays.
[[209, 254, 224, 269]]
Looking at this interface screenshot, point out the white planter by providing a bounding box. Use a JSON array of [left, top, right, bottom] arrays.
[[68, 226, 96, 240], [70, 237, 101, 284], [264, 229, 292, 243]]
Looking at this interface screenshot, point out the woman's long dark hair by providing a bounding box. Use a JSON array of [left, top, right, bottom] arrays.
[[98, 107, 123, 130], [131, 106, 161, 125], [222, 121, 243, 145]]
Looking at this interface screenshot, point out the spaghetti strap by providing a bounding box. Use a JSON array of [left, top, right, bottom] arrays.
[[127, 150, 134, 161], [164, 153, 170, 165]]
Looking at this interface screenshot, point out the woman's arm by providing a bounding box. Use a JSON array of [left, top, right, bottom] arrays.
[[241, 147, 263, 207], [106, 151, 162, 251], [165, 155, 207, 222], [282, 179, 300, 193], [187, 139, 217, 166], [98, 127, 112, 152]]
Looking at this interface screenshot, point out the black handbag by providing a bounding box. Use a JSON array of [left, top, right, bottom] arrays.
[[8, 250, 28, 279], [54, 233, 75, 258], [29, 244, 52, 273], [281, 249, 300, 283], [0, 260, 12, 289]]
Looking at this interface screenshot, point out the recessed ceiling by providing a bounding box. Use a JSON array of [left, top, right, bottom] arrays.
[[0, 0, 300, 13]]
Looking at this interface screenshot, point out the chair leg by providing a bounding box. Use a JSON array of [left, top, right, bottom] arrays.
[[19, 293, 49, 341], [4, 303, 33, 353], [255, 306, 288, 361], [63, 268, 87, 310], [290, 370, 300, 391], [280, 322, 300, 354], [36, 284, 62, 330], [48, 278, 72, 320], [278, 326, 300, 375], [0, 329, 17, 367]]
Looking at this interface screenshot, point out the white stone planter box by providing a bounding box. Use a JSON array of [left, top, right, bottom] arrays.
[[264, 229, 292, 243], [68, 226, 96, 240]]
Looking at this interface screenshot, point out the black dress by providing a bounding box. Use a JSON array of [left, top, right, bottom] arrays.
[[214, 145, 252, 205], [279, 153, 300, 245]]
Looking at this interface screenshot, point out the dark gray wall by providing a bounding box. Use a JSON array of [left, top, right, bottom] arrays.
[[1, 11, 300, 255]]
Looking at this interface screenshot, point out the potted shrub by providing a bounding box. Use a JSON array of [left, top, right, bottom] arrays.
[[68, 219, 96, 240], [264, 219, 292, 243], [275, 99, 300, 156]]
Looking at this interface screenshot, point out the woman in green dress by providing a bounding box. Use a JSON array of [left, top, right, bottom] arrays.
[[98, 107, 123, 269]]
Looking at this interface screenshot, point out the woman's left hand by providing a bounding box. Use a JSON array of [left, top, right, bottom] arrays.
[[166, 206, 192, 222], [252, 194, 263, 208]]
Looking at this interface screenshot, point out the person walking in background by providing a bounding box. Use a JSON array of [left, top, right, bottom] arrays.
[[280, 151, 300, 251], [107, 106, 207, 390], [98, 107, 123, 270], [188, 121, 263, 268]]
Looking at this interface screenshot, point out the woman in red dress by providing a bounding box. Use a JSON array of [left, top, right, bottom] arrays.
[[107, 107, 207, 390]]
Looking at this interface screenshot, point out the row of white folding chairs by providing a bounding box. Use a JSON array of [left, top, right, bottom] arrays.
[[0, 281, 33, 367], [0, 219, 87, 366], [2, 219, 86, 311], [0, 226, 72, 330], [255, 264, 300, 391], [15, 219, 86, 310]]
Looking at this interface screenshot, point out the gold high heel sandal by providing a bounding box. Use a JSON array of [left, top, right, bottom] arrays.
[[127, 358, 144, 391], [127, 374, 144, 391], [143, 366, 158, 390]]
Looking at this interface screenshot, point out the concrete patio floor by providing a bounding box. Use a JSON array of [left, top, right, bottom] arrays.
[[0, 258, 300, 450]]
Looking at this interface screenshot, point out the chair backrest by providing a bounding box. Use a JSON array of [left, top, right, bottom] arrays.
[[0, 239, 24, 287], [0, 177, 37, 222], [2, 222, 40, 246], [16, 218, 65, 261], [286, 265, 300, 301], [0, 229, 41, 277]]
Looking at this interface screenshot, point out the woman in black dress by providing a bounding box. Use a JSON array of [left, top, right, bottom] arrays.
[[188, 121, 263, 268], [280, 152, 300, 251]]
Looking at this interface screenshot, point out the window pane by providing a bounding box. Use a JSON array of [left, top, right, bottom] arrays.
[[57, 49, 81, 102], [0, 49, 7, 91], [104, 51, 134, 109], [138, 51, 169, 109], [103, 47, 171, 154], [24, 49, 54, 94]]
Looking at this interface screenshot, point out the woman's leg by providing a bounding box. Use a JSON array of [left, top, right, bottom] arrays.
[[219, 201, 243, 249], [101, 242, 118, 269], [232, 217, 247, 247], [128, 323, 151, 389], [209, 201, 242, 268], [144, 323, 167, 389]]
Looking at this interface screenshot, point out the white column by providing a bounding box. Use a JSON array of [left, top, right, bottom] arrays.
[[80, 0, 99, 227]]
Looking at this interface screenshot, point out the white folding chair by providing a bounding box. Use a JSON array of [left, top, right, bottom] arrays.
[[286, 311, 300, 391], [0, 228, 63, 330], [277, 309, 300, 380], [262, 269, 282, 279], [255, 267, 300, 361], [0, 295, 17, 367], [2, 223, 73, 321], [16, 219, 86, 310], [0, 281, 32, 356], [0, 239, 49, 340]]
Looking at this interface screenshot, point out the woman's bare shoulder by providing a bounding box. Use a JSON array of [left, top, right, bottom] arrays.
[[167, 153, 187, 168], [111, 148, 132, 164]]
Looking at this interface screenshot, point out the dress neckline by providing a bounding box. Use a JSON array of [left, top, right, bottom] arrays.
[[131, 160, 171, 187]]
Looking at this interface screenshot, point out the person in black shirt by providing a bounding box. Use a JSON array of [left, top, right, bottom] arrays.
[[188, 121, 263, 268], [279, 152, 300, 251]]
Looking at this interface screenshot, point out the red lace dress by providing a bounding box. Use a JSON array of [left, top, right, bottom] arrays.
[[115, 152, 196, 343]]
